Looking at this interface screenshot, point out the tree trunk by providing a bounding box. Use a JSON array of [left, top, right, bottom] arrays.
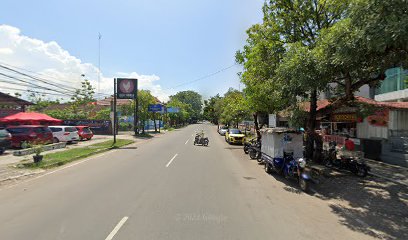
[[306, 89, 318, 159], [253, 112, 261, 141], [153, 113, 157, 132], [142, 120, 145, 133]]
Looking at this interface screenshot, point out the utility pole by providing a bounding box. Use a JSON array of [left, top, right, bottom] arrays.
[[98, 32, 102, 98]]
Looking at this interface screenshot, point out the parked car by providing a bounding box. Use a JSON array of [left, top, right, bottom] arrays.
[[75, 126, 94, 140], [48, 126, 80, 143], [218, 126, 228, 136], [0, 129, 12, 154], [225, 128, 245, 145], [6, 125, 53, 149]]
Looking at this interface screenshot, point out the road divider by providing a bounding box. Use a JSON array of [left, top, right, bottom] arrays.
[[166, 154, 178, 168], [105, 216, 129, 240]]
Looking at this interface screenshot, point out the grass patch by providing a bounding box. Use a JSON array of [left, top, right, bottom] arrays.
[[19, 139, 134, 169], [135, 132, 154, 138]]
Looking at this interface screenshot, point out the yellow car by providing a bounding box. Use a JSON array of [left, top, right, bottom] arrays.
[[225, 128, 245, 145]]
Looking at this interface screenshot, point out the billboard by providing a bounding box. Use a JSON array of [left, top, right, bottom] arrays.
[[117, 78, 137, 99]]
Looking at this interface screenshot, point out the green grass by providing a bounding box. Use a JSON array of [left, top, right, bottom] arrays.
[[135, 132, 154, 138], [19, 139, 134, 169]]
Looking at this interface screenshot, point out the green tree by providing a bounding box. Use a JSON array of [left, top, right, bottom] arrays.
[[137, 90, 156, 133], [315, 0, 408, 110], [203, 94, 223, 125], [27, 92, 61, 112], [219, 89, 251, 128], [237, 0, 349, 155], [166, 98, 192, 127], [71, 79, 96, 104], [169, 91, 202, 122]]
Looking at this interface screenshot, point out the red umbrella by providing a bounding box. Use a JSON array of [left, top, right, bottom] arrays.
[[0, 112, 63, 125]]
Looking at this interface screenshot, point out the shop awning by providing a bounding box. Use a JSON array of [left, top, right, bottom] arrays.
[[0, 112, 63, 125]]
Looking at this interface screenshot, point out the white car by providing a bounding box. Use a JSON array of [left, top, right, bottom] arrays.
[[218, 126, 228, 136], [49, 126, 80, 143]]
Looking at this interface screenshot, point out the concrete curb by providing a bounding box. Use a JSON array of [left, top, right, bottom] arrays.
[[0, 171, 44, 183]]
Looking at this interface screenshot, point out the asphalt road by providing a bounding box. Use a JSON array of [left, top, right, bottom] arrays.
[[0, 124, 373, 240]]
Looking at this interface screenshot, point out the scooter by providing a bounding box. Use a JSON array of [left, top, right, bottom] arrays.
[[194, 133, 209, 146], [248, 140, 262, 162], [263, 151, 312, 192], [243, 138, 256, 154], [324, 141, 370, 177]]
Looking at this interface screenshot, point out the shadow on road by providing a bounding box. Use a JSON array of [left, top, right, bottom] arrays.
[[311, 175, 408, 240]]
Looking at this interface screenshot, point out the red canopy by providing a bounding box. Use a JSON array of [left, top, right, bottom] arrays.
[[0, 112, 63, 126]]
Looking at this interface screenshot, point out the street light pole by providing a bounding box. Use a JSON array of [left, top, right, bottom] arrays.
[[98, 33, 102, 98]]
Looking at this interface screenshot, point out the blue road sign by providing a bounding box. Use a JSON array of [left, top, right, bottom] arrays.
[[148, 104, 163, 112], [167, 107, 180, 113]]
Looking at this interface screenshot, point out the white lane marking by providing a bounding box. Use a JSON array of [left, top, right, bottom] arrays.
[[166, 154, 178, 168], [185, 139, 189, 145], [105, 216, 129, 240]]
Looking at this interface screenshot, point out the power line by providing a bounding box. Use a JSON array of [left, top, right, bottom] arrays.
[[0, 72, 78, 96], [0, 64, 79, 94], [163, 64, 238, 90], [0, 62, 111, 97], [0, 85, 71, 97]]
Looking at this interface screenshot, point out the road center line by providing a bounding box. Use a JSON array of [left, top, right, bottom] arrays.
[[166, 154, 178, 168], [105, 216, 129, 240], [185, 139, 189, 145]]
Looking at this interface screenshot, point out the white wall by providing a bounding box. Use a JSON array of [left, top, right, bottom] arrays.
[[357, 118, 388, 139], [389, 110, 408, 130]]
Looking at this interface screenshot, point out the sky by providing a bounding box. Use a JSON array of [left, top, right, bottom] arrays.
[[0, 0, 264, 102]]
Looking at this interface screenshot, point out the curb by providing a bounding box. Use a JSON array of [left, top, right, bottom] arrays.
[[0, 171, 44, 183]]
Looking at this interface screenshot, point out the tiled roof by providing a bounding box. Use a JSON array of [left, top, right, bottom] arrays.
[[302, 96, 408, 112], [0, 92, 33, 106]]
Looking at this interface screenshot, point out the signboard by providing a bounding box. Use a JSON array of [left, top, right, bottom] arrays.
[[331, 113, 358, 122], [117, 78, 137, 99], [268, 114, 277, 128], [148, 104, 163, 112], [167, 107, 180, 113]]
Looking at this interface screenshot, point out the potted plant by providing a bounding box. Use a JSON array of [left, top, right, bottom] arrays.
[[33, 145, 44, 163]]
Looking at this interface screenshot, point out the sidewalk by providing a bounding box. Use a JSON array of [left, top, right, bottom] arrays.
[[0, 131, 166, 187], [365, 159, 408, 187]]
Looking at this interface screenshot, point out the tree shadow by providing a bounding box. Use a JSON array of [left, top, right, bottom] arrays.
[[311, 174, 408, 240]]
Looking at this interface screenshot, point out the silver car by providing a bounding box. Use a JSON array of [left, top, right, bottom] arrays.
[[218, 126, 228, 136]]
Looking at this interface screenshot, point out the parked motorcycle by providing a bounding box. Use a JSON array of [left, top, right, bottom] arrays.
[[248, 140, 262, 162], [324, 141, 370, 177], [244, 138, 257, 154], [194, 133, 209, 146], [263, 151, 312, 192]]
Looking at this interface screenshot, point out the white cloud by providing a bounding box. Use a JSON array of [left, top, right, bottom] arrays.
[[0, 24, 170, 102]]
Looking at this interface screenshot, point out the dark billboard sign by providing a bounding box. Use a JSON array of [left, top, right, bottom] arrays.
[[117, 78, 137, 99]]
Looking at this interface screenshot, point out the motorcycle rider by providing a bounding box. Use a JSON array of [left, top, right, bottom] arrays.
[[344, 136, 355, 151]]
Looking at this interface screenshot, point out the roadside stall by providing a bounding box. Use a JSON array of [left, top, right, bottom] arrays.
[[317, 97, 408, 166]]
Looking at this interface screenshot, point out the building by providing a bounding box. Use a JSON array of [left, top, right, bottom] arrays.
[[375, 67, 408, 102], [0, 92, 33, 118]]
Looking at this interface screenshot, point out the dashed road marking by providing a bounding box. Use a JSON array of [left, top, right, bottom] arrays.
[[166, 154, 178, 168], [105, 216, 129, 240]]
